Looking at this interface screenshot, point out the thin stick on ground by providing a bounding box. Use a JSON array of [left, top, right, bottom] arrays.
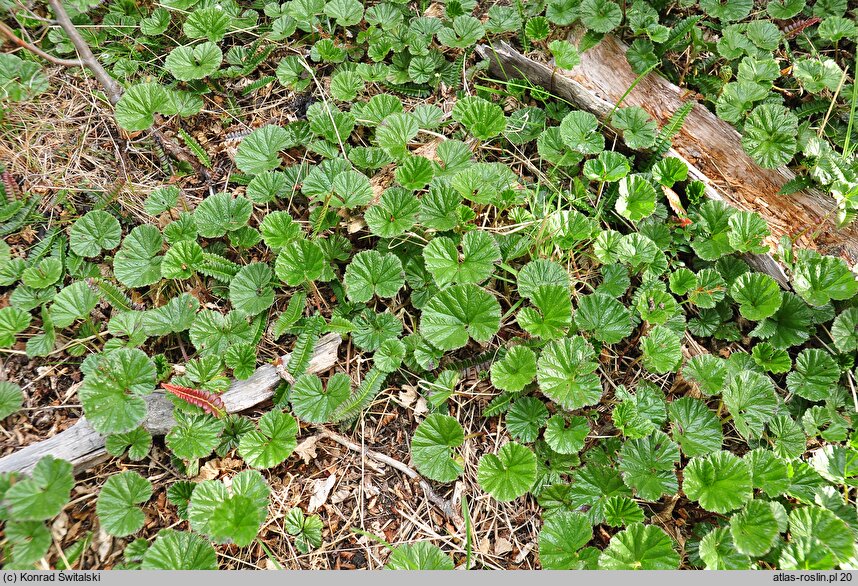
[[0, 19, 81, 67], [316, 427, 463, 525]]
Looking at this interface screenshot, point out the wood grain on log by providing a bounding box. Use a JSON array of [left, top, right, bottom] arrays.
[[476, 39, 858, 272], [0, 332, 342, 475]]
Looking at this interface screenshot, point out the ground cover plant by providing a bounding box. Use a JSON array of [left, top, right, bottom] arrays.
[[0, 0, 857, 571]]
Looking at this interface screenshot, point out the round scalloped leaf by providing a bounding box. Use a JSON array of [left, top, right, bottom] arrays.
[[792, 251, 858, 307], [229, 262, 275, 317], [0, 380, 23, 420], [698, 527, 752, 570], [5, 456, 73, 521], [668, 397, 723, 457], [141, 529, 218, 570], [0, 306, 30, 347], [373, 339, 405, 373], [683, 451, 753, 514], [616, 174, 657, 221], [114, 82, 170, 131], [290, 373, 350, 423], [70, 210, 122, 258], [536, 336, 602, 410], [789, 505, 855, 563], [618, 430, 680, 501], [682, 354, 727, 396], [729, 499, 780, 557], [0, 53, 48, 102], [517, 259, 570, 299], [385, 542, 454, 570], [364, 187, 420, 238], [259, 211, 301, 250], [423, 231, 500, 286], [544, 414, 589, 455], [96, 471, 153, 537], [538, 511, 593, 569], [165, 411, 225, 461], [741, 104, 798, 168], [238, 410, 298, 469], [505, 397, 549, 443], [477, 442, 537, 502], [723, 370, 777, 439], [164, 41, 222, 81], [344, 250, 404, 303], [490, 345, 537, 393], [275, 238, 325, 286], [21, 257, 62, 289], [235, 125, 292, 174], [48, 281, 97, 329], [831, 307, 858, 354], [79, 348, 157, 435], [420, 284, 501, 351], [603, 495, 645, 527], [730, 272, 782, 321], [559, 110, 604, 154], [574, 292, 634, 344], [183, 6, 231, 42], [6, 521, 51, 566], [786, 348, 840, 402], [114, 225, 164, 289], [598, 523, 680, 569], [194, 193, 252, 238], [640, 325, 683, 374], [451, 96, 506, 141], [411, 413, 465, 483]]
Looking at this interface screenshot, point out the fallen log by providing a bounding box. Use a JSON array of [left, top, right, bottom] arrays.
[[475, 39, 858, 276], [0, 332, 342, 475]]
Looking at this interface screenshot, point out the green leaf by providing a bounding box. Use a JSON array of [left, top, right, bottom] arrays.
[[683, 451, 753, 514], [165, 42, 223, 81], [344, 250, 404, 303], [517, 259, 570, 299], [451, 96, 506, 141], [235, 125, 292, 174], [538, 512, 593, 569], [21, 257, 62, 289], [579, 0, 623, 32], [6, 521, 51, 566], [284, 508, 323, 553], [517, 285, 573, 340], [699, 527, 752, 569], [612, 107, 658, 150], [668, 397, 723, 457], [375, 113, 418, 160], [728, 210, 770, 254], [789, 506, 855, 564], [544, 414, 589, 455], [786, 348, 840, 402], [792, 250, 858, 307], [537, 336, 601, 410], [49, 281, 98, 329], [477, 442, 537, 502], [238, 410, 298, 468], [290, 373, 350, 423], [618, 431, 680, 501], [616, 174, 658, 221], [79, 348, 156, 435], [141, 529, 218, 570], [506, 397, 549, 443], [741, 104, 798, 168], [70, 210, 122, 258], [730, 272, 782, 321], [165, 411, 225, 461], [194, 193, 252, 238], [640, 325, 683, 373], [574, 292, 633, 344], [260, 211, 301, 250], [745, 449, 791, 497], [229, 262, 274, 317], [6, 456, 73, 521], [114, 225, 164, 288], [114, 82, 170, 131], [751, 342, 792, 373], [96, 471, 152, 537], [0, 53, 48, 102], [724, 370, 777, 439], [184, 6, 231, 42], [424, 231, 500, 286], [275, 238, 325, 286], [191, 470, 270, 547], [490, 346, 537, 393], [105, 427, 152, 461], [420, 284, 501, 351], [728, 499, 780, 557], [0, 380, 23, 419], [364, 187, 420, 238], [598, 523, 680, 569], [603, 495, 645, 527], [831, 307, 858, 354], [385, 542, 454, 570], [0, 306, 30, 347], [411, 413, 465, 483], [559, 110, 604, 154]]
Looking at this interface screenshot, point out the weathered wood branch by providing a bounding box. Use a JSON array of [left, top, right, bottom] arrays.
[[0, 19, 82, 67], [0, 333, 342, 475], [476, 39, 858, 276]]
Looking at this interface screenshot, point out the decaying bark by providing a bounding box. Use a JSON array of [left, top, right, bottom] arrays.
[[0, 333, 342, 475], [475, 39, 858, 274]]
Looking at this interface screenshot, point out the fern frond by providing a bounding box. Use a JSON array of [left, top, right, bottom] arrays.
[[287, 315, 324, 378], [381, 81, 432, 98], [89, 278, 133, 311], [162, 382, 226, 418], [646, 101, 694, 167], [242, 76, 276, 96], [656, 15, 702, 57], [178, 128, 212, 169], [198, 253, 240, 281], [330, 366, 388, 423], [0, 197, 38, 237], [778, 175, 813, 195]]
